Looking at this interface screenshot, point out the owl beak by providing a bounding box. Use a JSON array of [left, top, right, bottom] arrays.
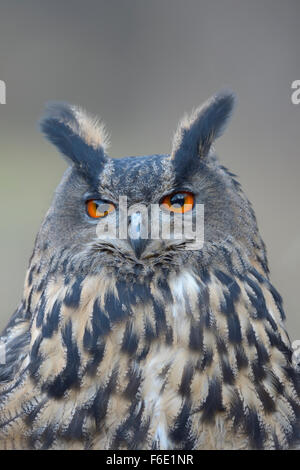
[[129, 237, 148, 259], [128, 212, 148, 259]]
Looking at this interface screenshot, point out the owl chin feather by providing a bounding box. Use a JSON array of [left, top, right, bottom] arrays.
[[0, 92, 299, 450]]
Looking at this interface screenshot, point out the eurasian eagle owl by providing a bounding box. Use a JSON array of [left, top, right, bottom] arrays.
[[0, 92, 299, 450]]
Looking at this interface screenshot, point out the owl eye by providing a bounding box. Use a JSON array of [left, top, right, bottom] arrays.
[[86, 199, 115, 218], [160, 191, 194, 213]]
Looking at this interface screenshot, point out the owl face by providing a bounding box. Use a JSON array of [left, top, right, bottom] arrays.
[[38, 92, 259, 276]]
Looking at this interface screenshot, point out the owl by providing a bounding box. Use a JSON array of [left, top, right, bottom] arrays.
[[0, 92, 299, 450]]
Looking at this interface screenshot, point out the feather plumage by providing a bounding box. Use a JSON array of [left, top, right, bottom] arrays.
[[1, 92, 299, 450]]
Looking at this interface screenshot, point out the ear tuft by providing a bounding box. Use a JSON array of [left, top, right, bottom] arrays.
[[171, 91, 235, 164], [39, 102, 109, 179], [40, 102, 110, 151]]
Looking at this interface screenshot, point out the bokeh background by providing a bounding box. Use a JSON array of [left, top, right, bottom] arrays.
[[0, 0, 299, 338]]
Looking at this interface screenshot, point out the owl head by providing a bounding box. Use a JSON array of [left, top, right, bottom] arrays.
[[38, 91, 266, 279]]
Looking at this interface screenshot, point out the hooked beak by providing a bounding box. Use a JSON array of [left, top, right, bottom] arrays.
[[128, 212, 148, 259]]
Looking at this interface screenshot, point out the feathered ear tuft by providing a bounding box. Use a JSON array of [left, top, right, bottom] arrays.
[[171, 91, 235, 169], [39, 102, 109, 179]]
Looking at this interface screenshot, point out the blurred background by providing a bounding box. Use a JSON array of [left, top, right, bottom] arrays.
[[0, 0, 299, 337]]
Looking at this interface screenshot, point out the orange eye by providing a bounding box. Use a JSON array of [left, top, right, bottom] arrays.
[[160, 191, 194, 214], [86, 199, 115, 218]]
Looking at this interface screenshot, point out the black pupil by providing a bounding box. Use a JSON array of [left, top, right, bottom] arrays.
[[95, 201, 110, 214], [170, 193, 185, 208]]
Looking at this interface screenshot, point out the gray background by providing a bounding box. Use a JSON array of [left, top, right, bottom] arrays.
[[0, 0, 299, 338]]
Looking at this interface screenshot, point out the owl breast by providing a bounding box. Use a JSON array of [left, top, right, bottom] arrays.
[[2, 262, 293, 450], [85, 268, 206, 450], [141, 271, 200, 449]]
